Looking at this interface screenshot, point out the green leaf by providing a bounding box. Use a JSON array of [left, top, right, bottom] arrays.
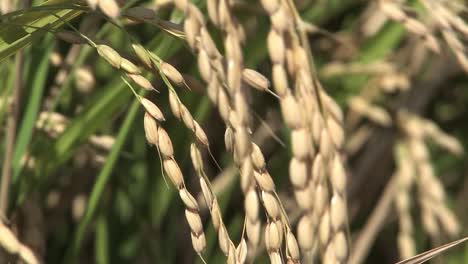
[[0, 0, 83, 62], [64, 96, 141, 262], [95, 212, 110, 264], [12, 34, 54, 184]]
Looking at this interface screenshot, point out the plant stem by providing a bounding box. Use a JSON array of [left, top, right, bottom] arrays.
[[0, 51, 23, 217], [349, 176, 398, 264]]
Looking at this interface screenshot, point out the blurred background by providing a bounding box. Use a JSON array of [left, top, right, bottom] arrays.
[[1, 0, 468, 263]]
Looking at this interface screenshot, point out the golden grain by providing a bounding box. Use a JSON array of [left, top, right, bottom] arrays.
[[132, 44, 152, 68], [141, 98, 165, 122], [97, 44, 122, 69], [163, 159, 184, 189], [179, 189, 199, 211], [0, 224, 40, 264], [86, 0, 98, 9], [144, 112, 159, 145], [157, 127, 174, 158], [127, 74, 154, 91], [242, 68, 270, 92], [98, 0, 120, 18], [161, 62, 185, 87], [267, 30, 285, 64], [120, 58, 141, 74]]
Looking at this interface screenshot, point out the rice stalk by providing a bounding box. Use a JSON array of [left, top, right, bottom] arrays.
[[0, 221, 40, 264], [394, 141, 417, 259], [170, 0, 263, 258], [143, 108, 207, 257], [259, 0, 350, 262], [190, 143, 242, 263]]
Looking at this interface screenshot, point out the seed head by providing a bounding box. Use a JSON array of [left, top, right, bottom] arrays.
[[161, 62, 184, 87], [120, 58, 141, 74], [242, 68, 270, 92], [97, 44, 122, 69], [127, 74, 155, 91], [157, 127, 174, 158], [98, 0, 120, 18], [132, 44, 152, 68], [163, 159, 184, 189], [144, 112, 158, 145], [140, 98, 165, 122]]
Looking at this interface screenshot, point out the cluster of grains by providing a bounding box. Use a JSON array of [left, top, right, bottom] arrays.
[[142, 99, 206, 254], [379, 0, 468, 72], [260, 0, 317, 260], [341, 60, 462, 260], [132, 49, 228, 258], [100, 44, 156, 91], [168, 90, 209, 146], [393, 142, 417, 259], [86, 0, 120, 18], [321, 61, 409, 93], [419, 0, 468, 72], [209, 0, 270, 260], [132, 36, 234, 261], [58, 28, 206, 143], [130, 42, 213, 148], [65, 1, 349, 262], [57, 23, 216, 258], [54, 31, 155, 92], [190, 143, 245, 263], [250, 143, 301, 264], [419, 119, 463, 156], [35, 112, 68, 138], [398, 112, 460, 241], [389, 111, 461, 259], [171, 0, 304, 262], [356, 105, 463, 260], [310, 31, 346, 264], [0, 223, 40, 264], [348, 96, 392, 127], [55, 16, 217, 260], [306, 30, 348, 264], [323, 151, 348, 264], [51, 1, 468, 263], [378, 0, 440, 53], [259, 0, 349, 262], [170, 0, 263, 258]]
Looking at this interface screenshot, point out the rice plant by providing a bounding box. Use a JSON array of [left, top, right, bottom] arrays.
[[0, 0, 467, 263]]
